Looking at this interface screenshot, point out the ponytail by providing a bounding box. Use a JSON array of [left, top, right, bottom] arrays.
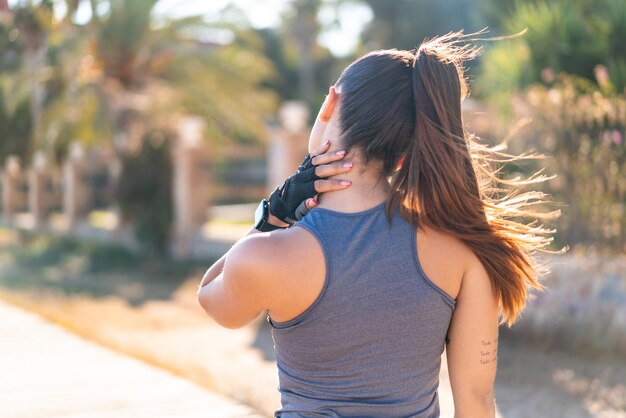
[[335, 32, 563, 326], [387, 33, 562, 326]]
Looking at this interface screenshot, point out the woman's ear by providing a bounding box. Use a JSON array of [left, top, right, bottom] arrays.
[[320, 86, 340, 122]]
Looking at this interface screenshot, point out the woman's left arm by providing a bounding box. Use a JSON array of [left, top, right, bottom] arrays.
[[446, 253, 500, 418]]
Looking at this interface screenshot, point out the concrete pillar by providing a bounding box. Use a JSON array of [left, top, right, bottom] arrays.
[[172, 116, 212, 258], [267, 101, 310, 195], [1, 156, 28, 223], [63, 142, 90, 226], [28, 151, 53, 226]]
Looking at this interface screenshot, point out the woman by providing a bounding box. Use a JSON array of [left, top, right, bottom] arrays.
[[198, 33, 558, 417]]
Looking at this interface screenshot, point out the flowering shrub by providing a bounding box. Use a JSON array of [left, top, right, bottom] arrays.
[[512, 74, 626, 252]]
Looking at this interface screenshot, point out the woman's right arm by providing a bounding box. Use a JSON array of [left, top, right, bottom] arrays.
[[446, 253, 500, 418]]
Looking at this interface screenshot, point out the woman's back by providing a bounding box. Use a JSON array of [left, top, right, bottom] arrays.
[[198, 32, 557, 418], [270, 202, 457, 417]]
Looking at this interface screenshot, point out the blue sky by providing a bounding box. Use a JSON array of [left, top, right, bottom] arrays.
[[7, 0, 372, 56]]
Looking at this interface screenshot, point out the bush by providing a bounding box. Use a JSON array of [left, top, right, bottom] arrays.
[[512, 74, 626, 251], [117, 131, 173, 256], [476, 0, 626, 253], [477, 0, 626, 104]]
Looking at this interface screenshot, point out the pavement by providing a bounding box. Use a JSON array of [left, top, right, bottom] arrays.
[[0, 301, 262, 418]]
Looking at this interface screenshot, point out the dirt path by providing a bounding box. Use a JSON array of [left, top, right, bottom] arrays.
[[494, 331, 626, 418]]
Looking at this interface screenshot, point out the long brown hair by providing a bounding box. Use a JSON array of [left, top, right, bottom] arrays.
[[335, 32, 565, 326]]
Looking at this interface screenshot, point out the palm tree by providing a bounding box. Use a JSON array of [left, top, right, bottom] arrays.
[[105, 0, 276, 142], [26, 0, 276, 159], [12, 1, 53, 136]]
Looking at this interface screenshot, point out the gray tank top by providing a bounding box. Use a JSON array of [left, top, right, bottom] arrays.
[[268, 201, 456, 418]]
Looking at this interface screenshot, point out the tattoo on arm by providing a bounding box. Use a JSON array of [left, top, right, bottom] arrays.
[[479, 338, 498, 365]]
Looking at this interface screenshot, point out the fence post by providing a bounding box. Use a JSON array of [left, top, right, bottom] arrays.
[[28, 151, 52, 227], [63, 142, 90, 227], [172, 116, 212, 258], [267, 101, 310, 195]]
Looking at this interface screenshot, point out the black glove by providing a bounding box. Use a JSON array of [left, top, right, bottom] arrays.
[[268, 154, 321, 225]]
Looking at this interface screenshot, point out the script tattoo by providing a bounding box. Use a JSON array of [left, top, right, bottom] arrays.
[[479, 338, 498, 366]]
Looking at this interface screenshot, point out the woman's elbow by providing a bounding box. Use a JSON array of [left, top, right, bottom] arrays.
[[197, 285, 211, 315], [196, 286, 246, 329]]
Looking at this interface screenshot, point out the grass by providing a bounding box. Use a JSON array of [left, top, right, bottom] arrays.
[[0, 227, 209, 302]]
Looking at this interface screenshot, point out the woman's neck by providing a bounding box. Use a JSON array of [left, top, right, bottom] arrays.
[[315, 149, 391, 213]]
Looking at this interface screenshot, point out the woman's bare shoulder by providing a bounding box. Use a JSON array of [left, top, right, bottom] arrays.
[[235, 225, 325, 321], [419, 224, 477, 264], [417, 224, 477, 300], [274, 225, 325, 275], [230, 226, 324, 287]]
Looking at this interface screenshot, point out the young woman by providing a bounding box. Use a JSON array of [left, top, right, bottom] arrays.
[[198, 33, 558, 417]]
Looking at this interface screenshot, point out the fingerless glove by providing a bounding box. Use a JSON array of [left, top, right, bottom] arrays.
[[268, 154, 321, 224]]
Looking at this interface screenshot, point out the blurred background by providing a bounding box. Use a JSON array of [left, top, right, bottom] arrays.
[[0, 0, 625, 417]]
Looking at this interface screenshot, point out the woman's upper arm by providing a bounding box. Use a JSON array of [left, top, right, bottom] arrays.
[[446, 253, 500, 417], [197, 233, 283, 328]]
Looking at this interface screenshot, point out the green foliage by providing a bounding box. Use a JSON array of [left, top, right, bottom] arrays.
[[163, 28, 277, 144], [507, 1, 600, 79], [95, 0, 159, 86], [476, 40, 531, 112], [477, 0, 517, 31], [37, 80, 110, 164], [116, 131, 173, 256], [358, 0, 484, 50], [0, 19, 22, 72], [601, 0, 626, 91], [249, 24, 335, 117], [8, 231, 140, 273], [253, 28, 300, 102], [12, 1, 54, 48], [0, 77, 33, 163], [477, 0, 626, 102], [0, 2, 54, 164]]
